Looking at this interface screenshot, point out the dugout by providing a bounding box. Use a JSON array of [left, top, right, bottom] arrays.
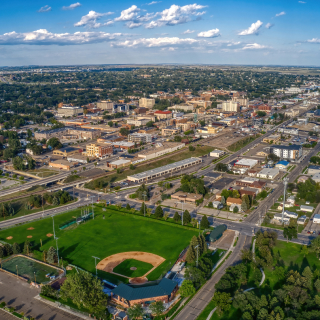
[[207, 225, 227, 243]]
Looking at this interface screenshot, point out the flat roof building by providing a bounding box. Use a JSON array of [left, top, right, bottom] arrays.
[[234, 158, 258, 169]]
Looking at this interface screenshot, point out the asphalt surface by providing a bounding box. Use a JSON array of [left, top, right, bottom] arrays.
[[174, 234, 252, 320]]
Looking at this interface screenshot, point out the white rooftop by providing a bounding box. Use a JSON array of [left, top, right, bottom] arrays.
[[235, 158, 258, 167]]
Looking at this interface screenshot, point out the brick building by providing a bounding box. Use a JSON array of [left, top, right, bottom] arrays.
[[84, 143, 113, 158]]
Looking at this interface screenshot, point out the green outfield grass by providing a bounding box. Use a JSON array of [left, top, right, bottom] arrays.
[[113, 259, 153, 278], [0, 205, 197, 284]]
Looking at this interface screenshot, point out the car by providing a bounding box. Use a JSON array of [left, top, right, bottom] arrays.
[[228, 187, 233, 190], [307, 231, 311, 234]]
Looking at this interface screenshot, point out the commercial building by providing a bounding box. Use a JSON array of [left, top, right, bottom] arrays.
[[111, 278, 178, 308], [154, 110, 172, 120], [107, 159, 131, 169], [210, 150, 226, 158], [127, 157, 203, 182], [235, 177, 266, 192], [312, 172, 320, 183], [34, 127, 101, 140], [171, 191, 203, 203], [234, 158, 258, 169], [234, 186, 258, 198], [256, 168, 280, 179], [270, 144, 302, 161], [162, 126, 181, 136], [126, 118, 150, 126], [220, 101, 240, 113], [67, 154, 92, 164], [313, 214, 320, 224], [97, 101, 114, 111], [275, 160, 290, 170], [219, 118, 237, 126], [137, 142, 185, 160], [168, 104, 195, 112], [84, 143, 113, 158], [263, 135, 281, 144], [113, 104, 129, 113], [53, 147, 81, 157], [277, 128, 299, 135], [128, 133, 152, 143], [49, 159, 77, 170], [57, 106, 83, 117], [112, 141, 135, 150], [139, 98, 155, 109], [308, 165, 320, 175]]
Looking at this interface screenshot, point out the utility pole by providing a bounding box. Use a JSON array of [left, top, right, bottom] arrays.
[[92, 256, 100, 277], [89, 196, 95, 219], [55, 237, 59, 266], [52, 216, 56, 239], [42, 194, 44, 217], [195, 245, 199, 268], [282, 177, 289, 225], [180, 201, 184, 225], [142, 191, 147, 217]]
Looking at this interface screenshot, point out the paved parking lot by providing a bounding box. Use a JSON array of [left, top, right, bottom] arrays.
[[212, 178, 235, 190]]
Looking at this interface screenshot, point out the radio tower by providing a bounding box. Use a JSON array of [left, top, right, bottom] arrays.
[[282, 177, 289, 224]]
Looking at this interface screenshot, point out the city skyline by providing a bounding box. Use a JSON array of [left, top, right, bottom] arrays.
[[1, 0, 320, 66]]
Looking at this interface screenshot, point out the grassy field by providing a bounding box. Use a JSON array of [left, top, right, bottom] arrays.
[[0, 205, 197, 284], [0, 185, 45, 202], [113, 259, 153, 278], [2, 256, 60, 284], [85, 145, 214, 190], [27, 169, 59, 178]]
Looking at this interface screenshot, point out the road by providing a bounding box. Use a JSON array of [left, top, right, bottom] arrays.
[[174, 234, 251, 320]]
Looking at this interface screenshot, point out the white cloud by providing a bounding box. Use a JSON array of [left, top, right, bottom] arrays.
[[197, 29, 220, 38], [241, 43, 267, 50], [145, 4, 207, 28], [38, 5, 51, 13], [112, 36, 199, 48], [265, 23, 274, 29], [126, 22, 143, 29], [74, 11, 114, 28], [307, 38, 320, 43], [62, 2, 82, 10], [182, 29, 195, 34], [238, 20, 263, 35], [298, 1, 306, 3], [115, 5, 141, 21], [0, 29, 123, 45], [148, 1, 161, 5], [275, 11, 286, 17]]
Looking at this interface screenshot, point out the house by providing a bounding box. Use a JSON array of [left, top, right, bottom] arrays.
[[256, 168, 279, 179], [297, 215, 307, 225], [277, 203, 292, 210], [313, 214, 320, 224], [230, 203, 242, 212], [284, 210, 298, 219], [111, 278, 178, 308], [275, 160, 290, 170], [298, 176, 309, 183], [211, 201, 223, 209], [171, 191, 203, 203], [226, 197, 242, 206], [248, 170, 257, 177], [312, 172, 320, 183], [308, 165, 320, 175], [273, 213, 290, 224], [210, 150, 226, 158], [300, 205, 314, 212], [287, 196, 295, 205]]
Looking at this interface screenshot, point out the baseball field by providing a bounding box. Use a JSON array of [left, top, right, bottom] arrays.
[[0, 205, 198, 284]]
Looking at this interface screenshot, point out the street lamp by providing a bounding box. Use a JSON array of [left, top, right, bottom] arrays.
[[142, 191, 147, 217], [92, 256, 100, 277], [195, 245, 200, 268], [180, 201, 184, 225], [52, 216, 56, 239], [89, 196, 95, 219], [55, 237, 59, 266]]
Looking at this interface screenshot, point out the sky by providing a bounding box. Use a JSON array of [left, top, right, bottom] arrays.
[[0, 0, 320, 66]]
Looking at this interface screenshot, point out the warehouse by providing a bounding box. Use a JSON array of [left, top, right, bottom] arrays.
[[53, 147, 82, 157], [127, 157, 203, 182]]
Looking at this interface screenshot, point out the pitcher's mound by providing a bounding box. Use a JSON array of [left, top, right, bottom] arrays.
[[129, 277, 148, 285], [46, 233, 53, 237], [27, 227, 34, 230], [6, 236, 13, 240], [27, 235, 33, 238]]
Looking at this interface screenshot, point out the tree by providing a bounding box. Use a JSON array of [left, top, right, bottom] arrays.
[[108, 121, 113, 127], [149, 301, 165, 317], [215, 163, 228, 172], [126, 203, 131, 210], [23, 240, 32, 255], [233, 206, 239, 213], [200, 215, 210, 229], [60, 271, 107, 314], [302, 266, 313, 289], [208, 202, 213, 208], [189, 145, 195, 151], [47, 246, 58, 264], [311, 236, 320, 258], [301, 245, 309, 257], [179, 280, 196, 297], [212, 291, 232, 316], [140, 202, 146, 215], [12, 242, 20, 254], [183, 210, 191, 225], [241, 249, 253, 263], [274, 266, 285, 280], [154, 206, 163, 219], [130, 164, 135, 170], [41, 284, 58, 299], [241, 199, 248, 212], [283, 226, 297, 243], [127, 304, 144, 320], [173, 211, 181, 222], [119, 128, 129, 136], [314, 279, 320, 292], [47, 137, 62, 150], [186, 245, 196, 263]]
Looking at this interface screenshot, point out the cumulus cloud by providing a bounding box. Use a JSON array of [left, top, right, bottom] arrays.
[[197, 29, 220, 38], [265, 23, 274, 29], [62, 2, 82, 10], [145, 4, 206, 28], [38, 5, 51, 13], [0, 29, 123, 45], [74, 11, 114, 28], [241, 43, 267, 50], [182, 29, 195, 34], [307, 38, 320, 43], [112, 36, 199, 48], [238, 20, 263, 35], [148, 1, 161, 4], [114, 5, 155, 28], [275, 11, 286, 17]]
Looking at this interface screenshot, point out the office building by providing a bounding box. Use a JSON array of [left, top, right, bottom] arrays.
[[128, 133, 152, 143], [139, 98, 155, 109], [97, 101, 114, 111], [270, 144, 302, 161], [84, 143, 114, 158], [220, 101, 240, 112], [57, 106, 83, 117]]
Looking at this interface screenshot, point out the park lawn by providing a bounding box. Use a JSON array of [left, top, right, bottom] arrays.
[[85, 146, 214, 190], [0, 205, 197, 284], [113, 259, 153, 278], [210, 305, 241, 320], [263, 240, 320, 290]]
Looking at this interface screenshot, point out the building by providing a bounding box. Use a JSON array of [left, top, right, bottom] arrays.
[[308, 165, 320, 175], [219, 118, 237, 126], [128, 133, 152, 143], [273, 213, 290, 224], [112, 141, 135, 150], [127, 118, 150, 126], [113, 104, 129, 113], [313, 214, 320, 224], [235, 178, 266, 192], [53, 147, 81, 157], [162, 126, 181, 136], [312, 172, 320, 183], [84, 143, 113, 158], [275, 160, 290, 170], [298, 175, 309, 183], [154, 110, 172, 120], [270, 144, 302, 161], [212, 201, 224, 209], [111, 278, 178, 308], [57, 106, 83, 117], [127, 157, 202, 182], [139, 98, 155, 109], [49, 159, 77, 170], [277, 128, 299, 135], [171, 191, 203, 203], [168, 104, 195, 112], [234, 158, 258, 169], [137, 142, 185, 160], [97, 101, 114, 111], [234, 186, 258, 198], [300, 205, 314, 213], [210, 150, 226, 158], [263, 135, 281, 144], [206, 225, 227, 243], [297, 215, 307, 225], [176, 122, 191, 132], [67, 154, 92, 164], [220, 101, 240, 112], [34, 127, 101, 140], [256, 168, 279, 179], [226, 197, 242, 206], [107, 159, 131, 169]]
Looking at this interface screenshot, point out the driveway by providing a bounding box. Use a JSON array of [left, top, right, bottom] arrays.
[[0, 272, 82, 320]]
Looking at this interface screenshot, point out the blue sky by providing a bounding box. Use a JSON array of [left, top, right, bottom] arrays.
[[0, 0, 319, 66]]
